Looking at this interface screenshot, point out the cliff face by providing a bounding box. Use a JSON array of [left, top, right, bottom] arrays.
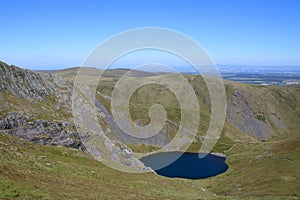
[[0, 61, 71, 102], [0, 112, 82, 148], [0, 61, 150, 171], [226, 84, 299, 140], [0, 60, 299, 152], [227, 90, 273, 139], [0, 61, 81, 147]]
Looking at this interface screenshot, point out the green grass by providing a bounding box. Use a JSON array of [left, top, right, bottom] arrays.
[[1, 68, 299, 199], [58, 68, 300, 139], [0, 90, 73, 123], [200, 136, 300, 199], [1, 132, 300, 199], [0, 133, 219, 200]]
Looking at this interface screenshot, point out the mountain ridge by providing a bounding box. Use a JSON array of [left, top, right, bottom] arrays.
[[0, 61, 300, 199]]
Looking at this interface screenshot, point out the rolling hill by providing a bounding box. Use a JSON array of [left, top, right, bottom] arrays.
[[0, 61, 299, 199]]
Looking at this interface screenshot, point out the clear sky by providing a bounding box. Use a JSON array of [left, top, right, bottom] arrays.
[[0, 0, 300, 69]]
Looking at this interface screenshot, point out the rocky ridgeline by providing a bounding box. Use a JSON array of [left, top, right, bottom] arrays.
[[0, 61, 151, 171], [0, 61, 82, 147], [0, 61, 72, 102], [0, 60, 293, 170], [227, 90, 287, 139], [0, 112, 83, 148]]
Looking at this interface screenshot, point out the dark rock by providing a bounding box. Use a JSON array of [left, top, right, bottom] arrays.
[[0, 61, 72, 102], [0, 61, 152, 171], [0, 112, 84, 150], [227, 90, 273, 139]]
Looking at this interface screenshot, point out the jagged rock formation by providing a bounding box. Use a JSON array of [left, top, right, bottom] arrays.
[[0, 61, 72, 102], [0, 61, 79, 145], [0, 62, 83, 147], [0, 61, 150, 171], [227, 90, 287, 139], [0, 60, 297, 156], [0, 112, 83, 148]]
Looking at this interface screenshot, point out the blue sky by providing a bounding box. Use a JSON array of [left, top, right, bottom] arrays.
[[0, 0, 299, 69]]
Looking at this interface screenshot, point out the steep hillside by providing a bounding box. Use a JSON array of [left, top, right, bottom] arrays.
[[0, 61, 79, 147], [0, 61, 148, 171], [224, 80, 300, 139], [0, 61, 299, 199], [54, 67, 300, 143], [0, 133, 212, 200]]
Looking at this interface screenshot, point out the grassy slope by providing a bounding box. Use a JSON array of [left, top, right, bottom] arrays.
[[0, 91, 72, 121], [1, 68, 297, 199], [1, 133, 299, 199], [202, 136, 300, 199], [90, 71, 300, 199], [54, 68, 300, 156], [92, 73, 300, 152], [0, 133, 215, 200], [223, 80, 300, 138]]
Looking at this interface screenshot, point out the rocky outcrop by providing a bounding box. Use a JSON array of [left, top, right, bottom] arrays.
[[0, 62, 81, 147], [0, 61, 150, 172], [0, 112, 83, 149], [0, 61, 72, 102], [227, 90, 286, 139]]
